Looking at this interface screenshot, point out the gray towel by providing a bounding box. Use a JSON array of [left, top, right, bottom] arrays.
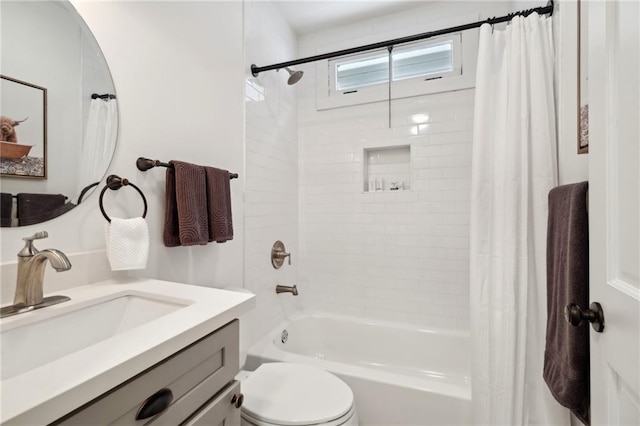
[[543, 181, 590, 425], [1, 193, 13, 227], [16, 193, 74, 226], [163, 161, 209, 247]]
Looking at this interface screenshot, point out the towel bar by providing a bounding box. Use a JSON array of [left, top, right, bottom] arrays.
[[91, 93, 116, 100], [11, 194, 68, 200], [99, 175, 148, 223], [136, 157, 239, 179]]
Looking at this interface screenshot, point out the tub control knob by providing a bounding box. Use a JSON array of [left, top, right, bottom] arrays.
[[231, 393, 244, 409], [271, 240, 291, 269]]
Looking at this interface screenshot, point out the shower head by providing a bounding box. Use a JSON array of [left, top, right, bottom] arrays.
[[284, 67, 303, 85]]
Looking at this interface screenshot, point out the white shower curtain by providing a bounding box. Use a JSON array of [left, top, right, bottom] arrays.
[[77, 98, 118, 196], [470, 13, 567, 425]]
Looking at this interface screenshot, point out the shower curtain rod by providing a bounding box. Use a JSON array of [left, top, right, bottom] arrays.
[[251, 1, 553, 77]]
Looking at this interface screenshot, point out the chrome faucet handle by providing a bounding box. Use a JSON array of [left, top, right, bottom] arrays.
[[19, 231, 48, 257], [276, 251, 292, 265], [23, 231, 48, 241], [271, 240, 292, 268]]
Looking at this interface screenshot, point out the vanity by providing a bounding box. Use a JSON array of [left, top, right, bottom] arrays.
[[0, 278, 255, 425]]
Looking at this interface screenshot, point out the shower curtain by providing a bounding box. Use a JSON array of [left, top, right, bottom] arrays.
[[77, 98, 118, 196], [470, 13, 567, 425]]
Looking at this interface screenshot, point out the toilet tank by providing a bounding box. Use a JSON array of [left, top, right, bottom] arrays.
[[223, 286, 253, 368]]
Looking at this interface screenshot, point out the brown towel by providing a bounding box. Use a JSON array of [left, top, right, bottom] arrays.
[[543, 181, 590, 425], [205, 167, 233, 243], [163, 161, 209, 246], [1, 193, 13, 227], [16, 193, 72, 226]]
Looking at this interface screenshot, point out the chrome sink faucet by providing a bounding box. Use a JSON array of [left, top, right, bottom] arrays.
[[1, 232, 72, 318]]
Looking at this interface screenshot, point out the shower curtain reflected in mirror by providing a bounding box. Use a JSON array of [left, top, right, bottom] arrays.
[[77, 98, 118, 197], [470, 13, 568, 426]]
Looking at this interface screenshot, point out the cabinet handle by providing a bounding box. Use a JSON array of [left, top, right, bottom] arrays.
[[136, 388, 173, 420], [231, 393, 244, 409]]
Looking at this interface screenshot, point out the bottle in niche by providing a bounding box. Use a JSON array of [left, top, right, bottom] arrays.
[[368, 180, 375, 192], [375, 178, 382, 191]]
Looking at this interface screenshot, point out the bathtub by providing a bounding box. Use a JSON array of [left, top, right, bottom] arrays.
[[244, 312, 471, 425]]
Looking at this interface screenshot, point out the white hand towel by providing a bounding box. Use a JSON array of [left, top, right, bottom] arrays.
[[105, 217, 149, 271]]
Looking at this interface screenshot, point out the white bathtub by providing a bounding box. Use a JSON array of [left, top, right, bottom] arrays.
[[245, 312, 471, 425]]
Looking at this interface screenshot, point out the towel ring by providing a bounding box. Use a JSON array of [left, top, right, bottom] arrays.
[[99, 175, 148, 223]]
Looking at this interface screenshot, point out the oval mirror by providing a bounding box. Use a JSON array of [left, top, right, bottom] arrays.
[[0, 0, 117, 227]]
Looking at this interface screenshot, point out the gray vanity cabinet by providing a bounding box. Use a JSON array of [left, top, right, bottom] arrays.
[[181, 381, 241, 425], [51, 320, 242, 425]]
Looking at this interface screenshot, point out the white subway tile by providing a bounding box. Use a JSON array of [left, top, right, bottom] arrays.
[[293, 8, 482, 331]]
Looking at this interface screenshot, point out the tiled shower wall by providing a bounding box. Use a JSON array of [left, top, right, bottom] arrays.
[[244, 0, 301, 345], [297, 2, 509, 331]]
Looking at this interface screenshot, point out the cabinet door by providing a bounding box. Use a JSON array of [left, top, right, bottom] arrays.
[[182, 381, 242, 426]]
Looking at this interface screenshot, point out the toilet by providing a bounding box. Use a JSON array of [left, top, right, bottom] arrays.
[[226, 287, 358, 426], [239, 363, 358, 426]]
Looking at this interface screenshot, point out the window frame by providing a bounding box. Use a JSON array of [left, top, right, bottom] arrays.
[[332, 50, 391, 92], [315, 21, 479, 111], [391, 37, 461, 82], [329, 36, 461, 95]]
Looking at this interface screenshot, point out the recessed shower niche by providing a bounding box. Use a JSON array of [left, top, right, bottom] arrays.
[[363, 145, 411, 192]]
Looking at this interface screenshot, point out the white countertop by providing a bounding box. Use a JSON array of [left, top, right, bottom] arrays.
[[0, 278, 255, 425]]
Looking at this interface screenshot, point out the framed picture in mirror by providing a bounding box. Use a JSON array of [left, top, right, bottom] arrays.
[[0, 75, 47, 178], [577, 0, 588, 154]]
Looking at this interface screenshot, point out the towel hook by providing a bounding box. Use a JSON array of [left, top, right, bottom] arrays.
[[99, 175, 148, 223]]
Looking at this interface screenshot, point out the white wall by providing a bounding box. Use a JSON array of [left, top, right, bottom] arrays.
[[512, 0, 589, 185], [1, 1, 245, 297], [297, 2, 509, 331], [244, 0, 301, 345], [553, 0, 589, 185]]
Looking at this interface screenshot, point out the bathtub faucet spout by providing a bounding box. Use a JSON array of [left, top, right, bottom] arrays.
[[276, 285, 298, 296]]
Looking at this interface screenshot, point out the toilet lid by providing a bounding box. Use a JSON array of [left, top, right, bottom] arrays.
[[242, 363, 354, 426]]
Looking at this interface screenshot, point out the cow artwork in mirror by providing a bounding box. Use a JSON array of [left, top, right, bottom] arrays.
[[0, 0, 118, 227], [1, 75, 47, 179]]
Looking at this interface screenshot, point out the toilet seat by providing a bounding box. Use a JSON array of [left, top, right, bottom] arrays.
[[241, 405, 356, 426], [241, 363, 355, 426]]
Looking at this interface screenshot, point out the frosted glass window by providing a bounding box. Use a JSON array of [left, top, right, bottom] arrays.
[[392, 41, 453, 81], [336, 52, 389, 91], [332, 36, 459, 93]]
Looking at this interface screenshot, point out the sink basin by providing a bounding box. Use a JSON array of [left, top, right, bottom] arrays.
[[1, 293, 188, 380]]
